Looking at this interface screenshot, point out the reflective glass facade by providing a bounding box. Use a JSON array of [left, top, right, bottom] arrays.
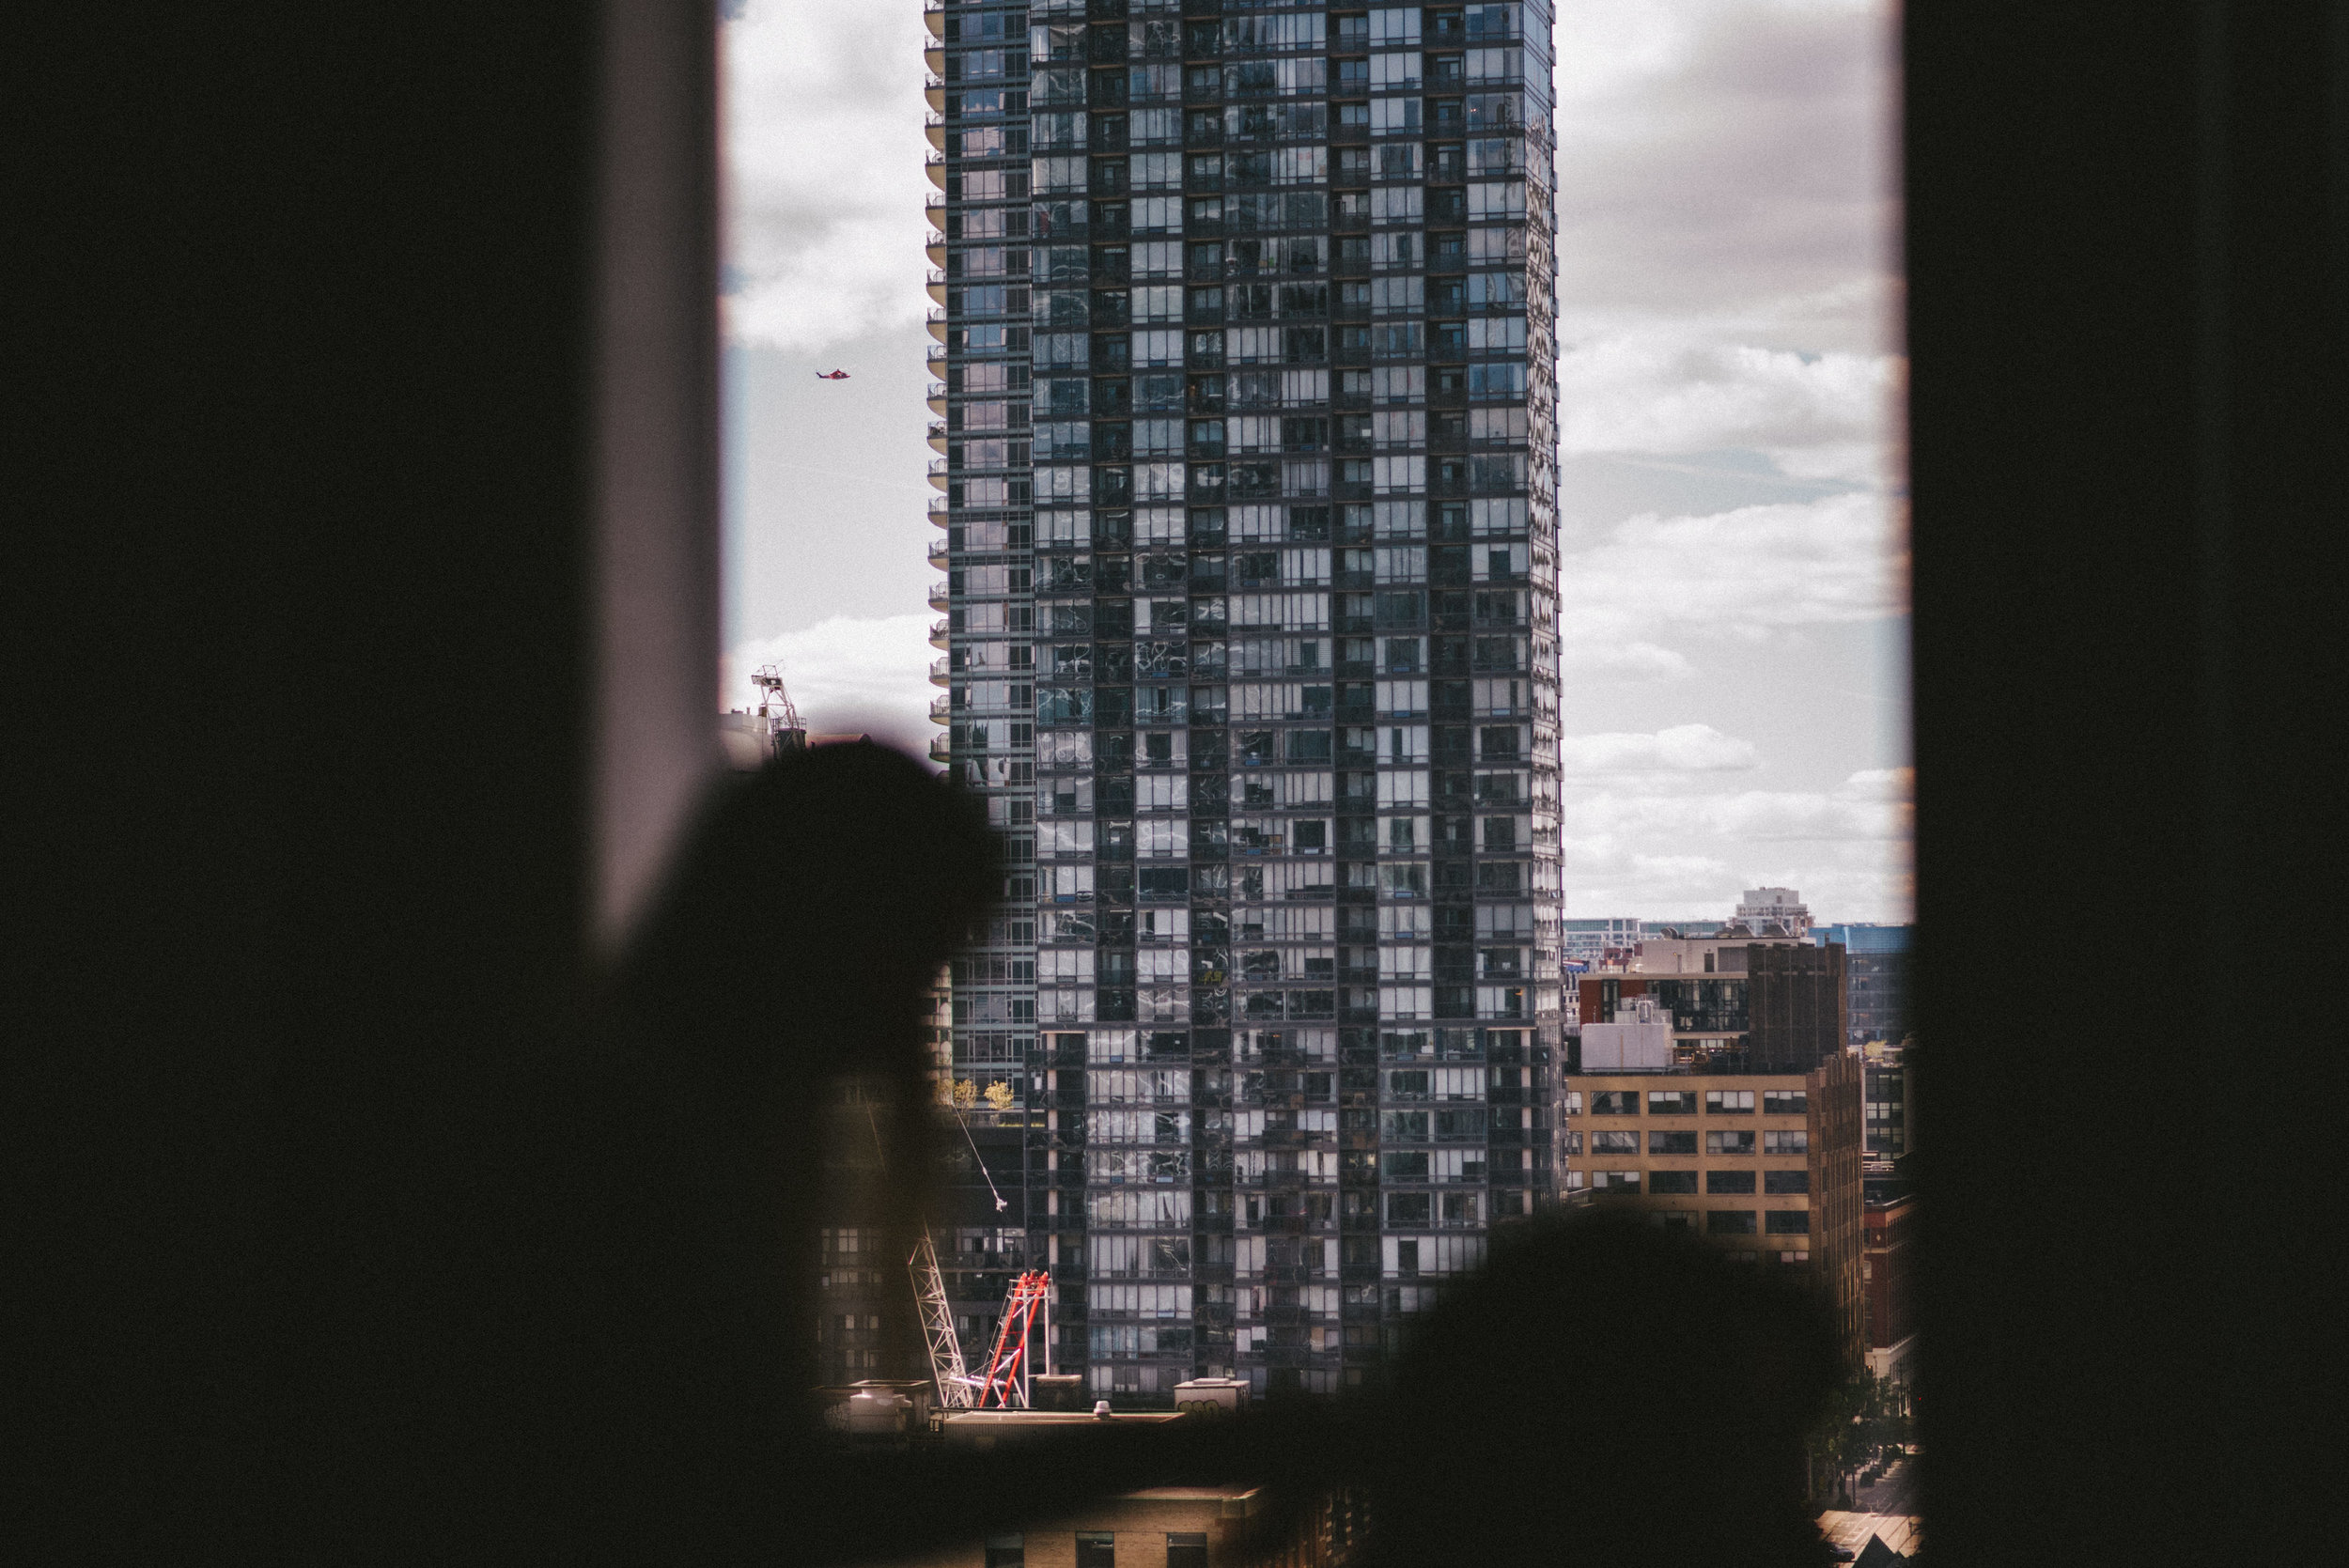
[[929, 0, 1560, 1401]]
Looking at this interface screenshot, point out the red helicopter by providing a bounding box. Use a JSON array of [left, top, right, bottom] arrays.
[[815, 369, 850, 380]]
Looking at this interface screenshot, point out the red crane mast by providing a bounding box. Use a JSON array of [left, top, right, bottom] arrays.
[[972, 1270, 1051, 1409]]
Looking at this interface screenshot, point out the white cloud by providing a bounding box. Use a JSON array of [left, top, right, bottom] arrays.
[[1558, 766, 1913, 924], [723, 613, 937, 755], [1558, 489, 1908, 672], [723, 2, 932, 352], [1555, 0, 1900, 332], [1558, 325, 1902, 485], [1838, 766, 1914, 800], [1561, 724, 1761, 775], [1561, 639, 1693, 683], [1550, 1, 1905, 489]]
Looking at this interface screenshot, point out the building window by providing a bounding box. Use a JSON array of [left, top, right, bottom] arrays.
[[1646, 1130, 1697, 1156], [1763, 1129, 1809, 1155], [1076, 1533, 1116, 1568], [1590, 1091, 1638, 1114], [1167, 1535, 1209, 1568], [1647, 1090, 1697, 1115], [986, 1537, 1026, 1568], [1593, 1129, 1637, 1156], [1766, 1210, 1812, 1234], [1764, 1169, 1810, 1195], [1706, 1170, 1756, 1195], [1705, 1130, 1756, 1157], [1706, 1210, 1759, 1235], [1649, 1170, 1698, 1195], [1704, 1089, 1754, 1114], [1763, 1090, 1808, 1115]]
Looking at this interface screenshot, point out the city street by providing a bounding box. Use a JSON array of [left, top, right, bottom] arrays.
[[1854, 1454, 1916, 1517]]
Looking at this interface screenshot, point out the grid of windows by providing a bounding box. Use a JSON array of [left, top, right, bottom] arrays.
[[937, 0, 1560, 1404]]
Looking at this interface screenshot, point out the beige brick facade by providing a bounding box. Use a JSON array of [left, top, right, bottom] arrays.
[[1562, 1052, 1864, 1367]]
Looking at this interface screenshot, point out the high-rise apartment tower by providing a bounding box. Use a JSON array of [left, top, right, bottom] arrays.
[[927, 0, 1560, 1401]]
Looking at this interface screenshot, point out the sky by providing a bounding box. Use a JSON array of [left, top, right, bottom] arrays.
[[719, 0, 1910, 925]]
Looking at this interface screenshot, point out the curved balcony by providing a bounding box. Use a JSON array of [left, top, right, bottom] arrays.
[[927, 305, 947, 343], [928, 421, 949, 453], [929, 617, 951, 649], [927, 382, 949, 415], [926, 153, 947, 190], [928, 694, 953, 725], [928, 579, 951, 611], [928, 493, 950, 520], [927, 538, 951, 567], [924, 48, 943, 76], [925, 114, 946, 149], [928, 732, 953, 763], [929, 656, 951, 687]]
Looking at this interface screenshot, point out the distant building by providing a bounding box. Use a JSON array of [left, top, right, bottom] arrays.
[[889, 1406, 1367, 1568], [1735, 887, 1812, 938], [1560, 1051, 1866, 1368], [1645, 919, 1729, 939], [1862, 1040, 1909, 1157], [1863, 1191, 1917, 1386], [1813, 923, 1911, 1045], [1571, 932, 1848, 1075], [1561, 916, 1642, 963]]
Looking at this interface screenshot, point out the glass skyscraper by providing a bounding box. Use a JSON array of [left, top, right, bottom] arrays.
[[927, 0, 1560, 1402]]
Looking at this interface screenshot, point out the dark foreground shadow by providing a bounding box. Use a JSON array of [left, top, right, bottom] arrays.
[[510, 741, 1838, 1565]]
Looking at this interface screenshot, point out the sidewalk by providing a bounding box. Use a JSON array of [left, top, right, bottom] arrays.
[[1854, 1455, 1916, 1516], [1816, 1508, 1921, 1561], [1814, 1457, 1921, 1560]]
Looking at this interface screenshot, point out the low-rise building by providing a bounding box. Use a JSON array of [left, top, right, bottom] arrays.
[[1573, 932, 1848, 1074], [1863, 1192, 1917, 1387], [895, 1408, 1365, 1568], [1559, 1051, 1866, 1368], [1735, 887, 1812, 939], [1562, 916, 1644, 964]]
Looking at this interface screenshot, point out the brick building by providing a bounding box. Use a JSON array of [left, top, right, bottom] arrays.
[[1560, 1050, 1865, 1368]]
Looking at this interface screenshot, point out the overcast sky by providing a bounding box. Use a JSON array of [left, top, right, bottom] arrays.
[[720, 0, 1910, 925]]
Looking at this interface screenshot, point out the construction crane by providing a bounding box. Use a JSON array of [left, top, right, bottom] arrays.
[[751, 662, 806, 753], [910, 1231, 977, 1409], [877, 1094, 1051, 1412], [972, 1271, 1051, 1409]]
